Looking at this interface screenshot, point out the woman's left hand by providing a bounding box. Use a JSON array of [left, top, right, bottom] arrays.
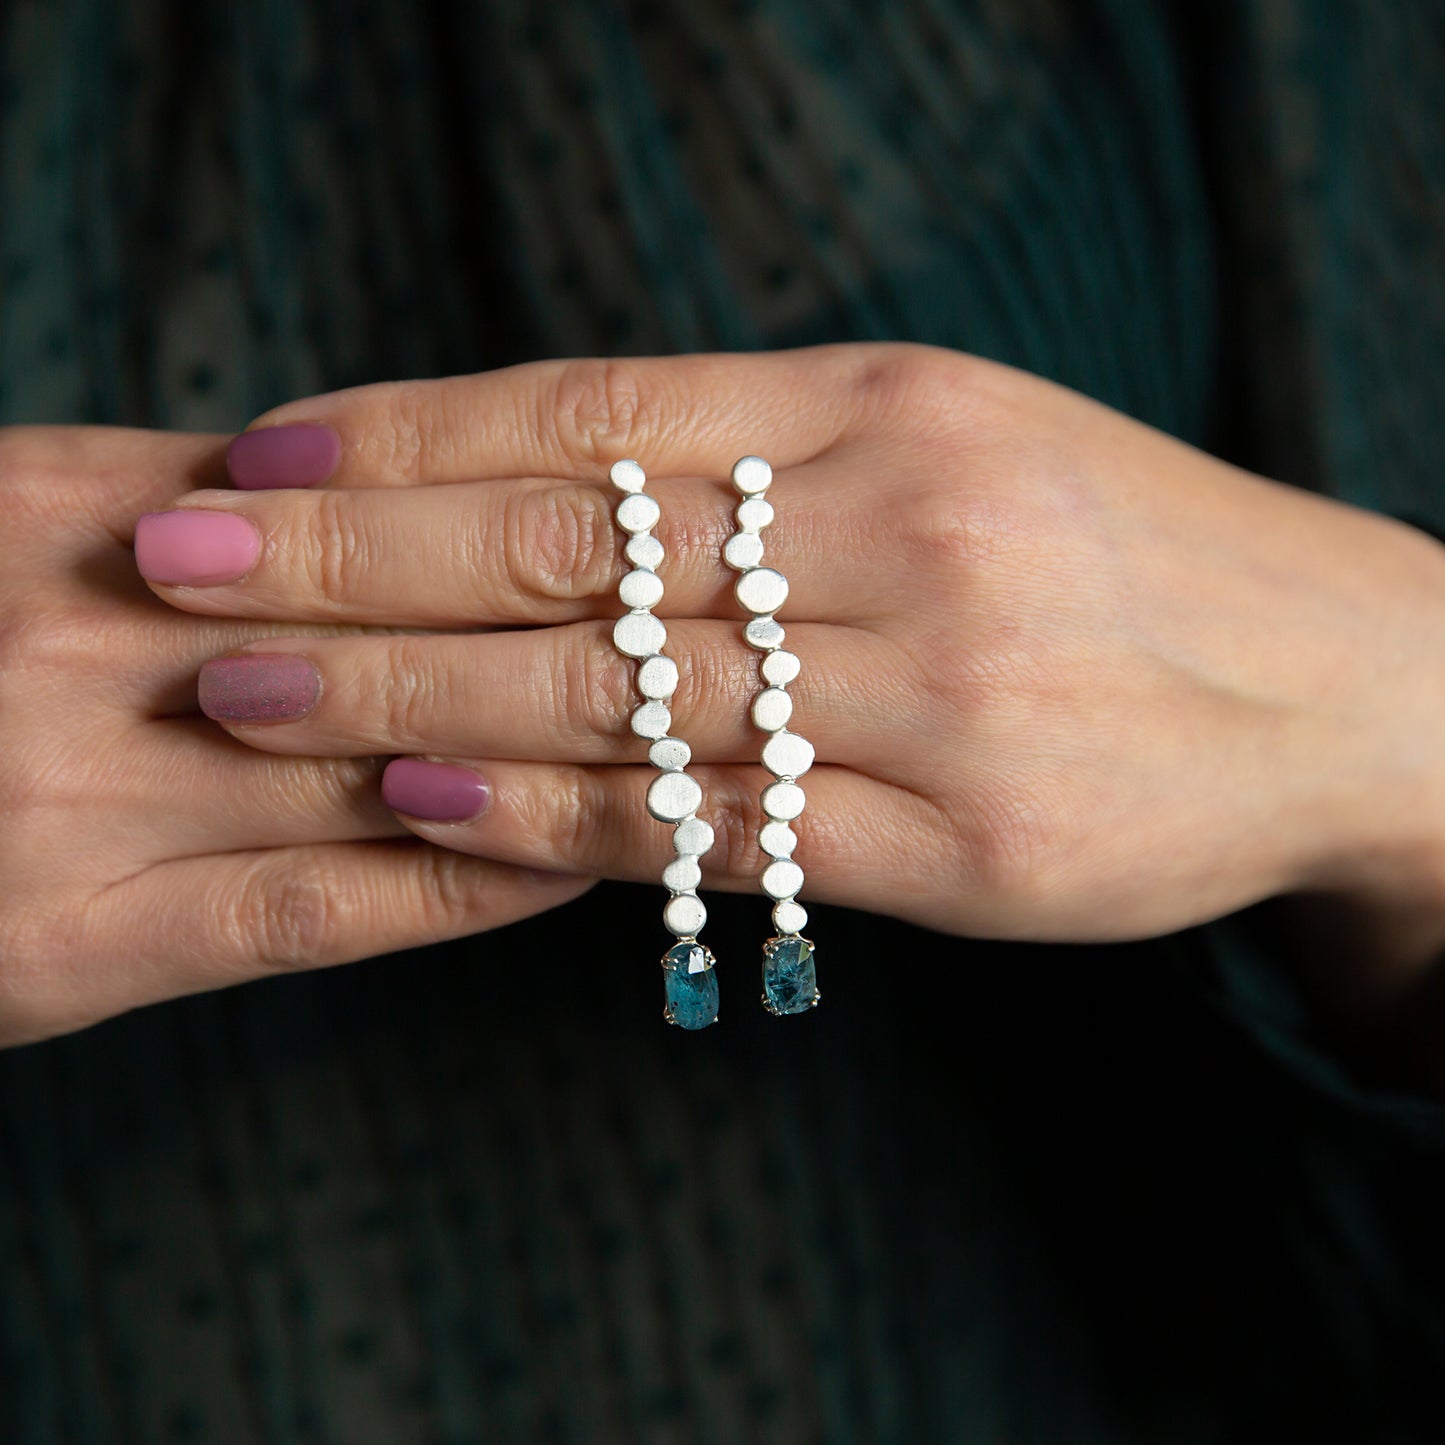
[[136, 343, 1445, 962]]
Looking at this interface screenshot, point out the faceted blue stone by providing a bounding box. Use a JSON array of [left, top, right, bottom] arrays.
[[762, 937, 818, 1015], [663, 943, 718, 1030]]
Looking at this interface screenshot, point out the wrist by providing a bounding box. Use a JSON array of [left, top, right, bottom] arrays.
[[1312, 511, 1445, 903], [1276, 509, 1445, 1078]]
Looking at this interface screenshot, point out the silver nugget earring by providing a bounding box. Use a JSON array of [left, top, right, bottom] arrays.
[[722, 455, 820, 1015], [607, 459, 720, 1030]]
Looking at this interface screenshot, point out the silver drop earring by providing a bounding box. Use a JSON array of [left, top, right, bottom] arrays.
[[608, 459, 720, 1030], [722, 455, 820, 1014]]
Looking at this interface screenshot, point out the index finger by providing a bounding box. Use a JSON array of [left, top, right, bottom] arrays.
[[234, 343, 904, 489]]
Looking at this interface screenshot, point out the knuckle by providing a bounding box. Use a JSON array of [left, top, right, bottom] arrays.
[[502, 485, 617, 605], [380, 636, 445, 749], [554, 764, 618, 866], [701, 767, 770, 882], [900, 485, 1035, 576], [234, 860, 339, 971], [658, 497, 720, 579], [546, 357, 658, 467], [670, 629, 750, 737], [550, 626, 636, 750], [956, 774, 1067, 906], [415, 849, 493, 931], [376, 385, 428, 480], [923, 635, 1047, 721], [845, 342, 959, 429], [304, 489, 372, 610]]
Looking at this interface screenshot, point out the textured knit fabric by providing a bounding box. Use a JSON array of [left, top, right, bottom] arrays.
[[2, 2, 1445, 1442]]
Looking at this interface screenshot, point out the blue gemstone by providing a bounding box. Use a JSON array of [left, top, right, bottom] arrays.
[[663, 943, 718, 1030], [762, 937, 818, 1015]]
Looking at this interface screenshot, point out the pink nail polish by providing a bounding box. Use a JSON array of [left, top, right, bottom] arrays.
[[226, 424, 340, 490], [382, 758, 490, 823], [199, 655, 320, 723], [134, 511, 262, 586]]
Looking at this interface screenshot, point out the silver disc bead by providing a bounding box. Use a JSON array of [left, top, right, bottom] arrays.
[[761, 781, 806, 821], [751, 687, 793, 732], [613, 611, 666, 659], [618, 568, 664, 610], [649, 736, 691, 771], [735, 567, 789, 616], [630, 701, 672, 740], [731, 455, 773, 496], [616, 492, 661, 534], [772, 900, 808, 935]]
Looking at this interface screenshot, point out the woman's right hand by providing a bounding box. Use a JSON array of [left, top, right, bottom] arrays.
[[0, 426, 593, 1047]]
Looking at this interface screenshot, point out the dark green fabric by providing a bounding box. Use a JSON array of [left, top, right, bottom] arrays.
[[3, 1, 1445, 1440]]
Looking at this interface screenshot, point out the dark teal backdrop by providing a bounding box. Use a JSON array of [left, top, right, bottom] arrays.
[[2, 2, 1444, 1440]]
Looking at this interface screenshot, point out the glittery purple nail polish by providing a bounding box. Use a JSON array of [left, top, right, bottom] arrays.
[[198, 654, 321, 723]]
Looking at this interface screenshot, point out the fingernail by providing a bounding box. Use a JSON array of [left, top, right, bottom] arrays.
[[382, 758, 490, 823], [134, 511, 263, 586], [199, 654, 321, 724], [226, 423, 341, 490]]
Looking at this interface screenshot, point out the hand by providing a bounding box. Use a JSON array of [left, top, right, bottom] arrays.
[[0, 428, 593, 1048], [135, 343, 1445, 975]]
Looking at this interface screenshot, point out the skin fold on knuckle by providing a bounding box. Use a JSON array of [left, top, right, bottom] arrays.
[[700, 767, 771, 883], [377, 636, 448, 751], [954, 772, 1070, 914], [545, 357, 659, 469], [545, 765, 619, 872], [378, 384, 429, 480], [842, 342, 962, 437], [671, 631, 754, 750], [303, 488, 374, 616], [229, 860, 342, 972], [413, 848, 506, 932], [548, 626, 636, 754], [499, 484, 617, 609]]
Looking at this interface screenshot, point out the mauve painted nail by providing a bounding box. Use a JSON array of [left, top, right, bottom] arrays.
[[199, 655, 321, 724], [382, 758, 490, 823], [226, 424, 341, 490], [134, 510, 262, 586]]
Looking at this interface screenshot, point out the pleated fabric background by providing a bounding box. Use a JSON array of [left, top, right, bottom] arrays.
[[2, 1, 1445, 1441]]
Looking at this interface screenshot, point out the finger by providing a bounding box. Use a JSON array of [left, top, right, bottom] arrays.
[[193, 621, 902, 770], [83, 606, 386, 717], [2, 426, 231, 547], [235, 344, 894, 489], [116, 720, 408, 855], [377, 756, 952, 927], [55, 842, 594, 1038], [132, 464, 871, 627]]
